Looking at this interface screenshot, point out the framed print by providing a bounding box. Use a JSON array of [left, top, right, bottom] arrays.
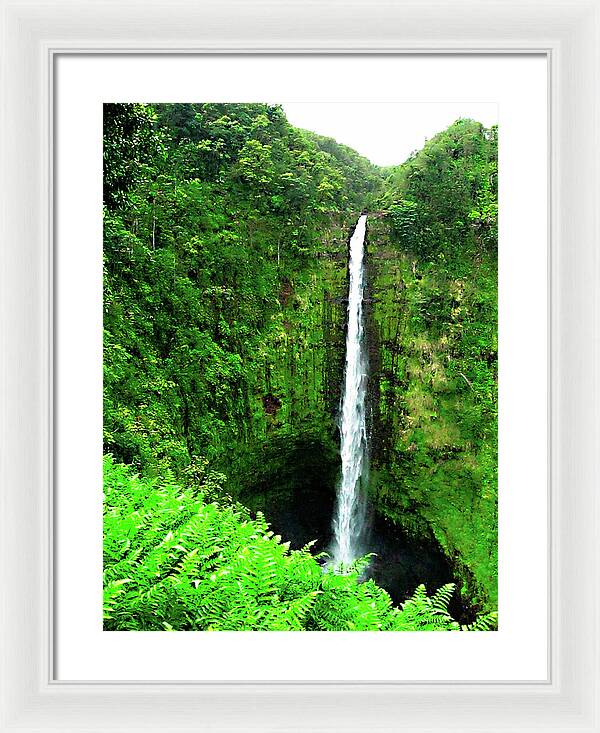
[[1, 0, 599, 731]]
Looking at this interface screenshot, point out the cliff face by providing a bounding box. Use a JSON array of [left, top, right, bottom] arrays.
[[250, 223, 349, 437], [229, 218, 351, 550], [235, 214, 497, 614], [366, 216, 498, 612]]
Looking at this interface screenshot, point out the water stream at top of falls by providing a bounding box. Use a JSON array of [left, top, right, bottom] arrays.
[[331, 214, 369, 569]]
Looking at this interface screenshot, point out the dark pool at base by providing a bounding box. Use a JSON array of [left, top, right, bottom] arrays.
[[365, 514, 475, 625], [257, 494, 476, 626]]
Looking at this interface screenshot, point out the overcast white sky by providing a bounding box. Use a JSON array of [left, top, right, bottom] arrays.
[[282, 103, 498, 167]]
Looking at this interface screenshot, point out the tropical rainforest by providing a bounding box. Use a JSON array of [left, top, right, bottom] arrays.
[[103, 102, 498, 631]]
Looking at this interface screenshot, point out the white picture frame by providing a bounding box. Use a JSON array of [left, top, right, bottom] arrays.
[[1, 0, 598, 730]]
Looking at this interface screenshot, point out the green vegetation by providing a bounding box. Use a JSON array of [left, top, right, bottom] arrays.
[[104, 457, 496, 631], [103, 104, 498, 629], [370, 120, 498, 609], [103, 102, 380, 478]]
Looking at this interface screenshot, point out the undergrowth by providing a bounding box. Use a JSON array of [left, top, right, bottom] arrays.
[[103, 457, 497, 632]]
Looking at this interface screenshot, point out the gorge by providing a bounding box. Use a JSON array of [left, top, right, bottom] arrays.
[[103, 103, 498, 630]]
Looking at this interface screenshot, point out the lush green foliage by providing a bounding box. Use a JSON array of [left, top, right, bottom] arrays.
[[382, 119, 497, 256], [371, 119, 498, 609], [104, 458, 496, 631], [103, 104, 498, 628], [302, 129, 384, 210], [103, 103, 373, 477]]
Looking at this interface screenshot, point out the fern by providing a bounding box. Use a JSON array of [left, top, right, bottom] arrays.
[[103, 457, 496, 632]]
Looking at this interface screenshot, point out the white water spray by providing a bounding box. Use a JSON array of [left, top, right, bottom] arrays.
[[331, 214, 369, 569]]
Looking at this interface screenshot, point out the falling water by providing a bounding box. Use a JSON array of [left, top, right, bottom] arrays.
[[331, 214, 369, 569]]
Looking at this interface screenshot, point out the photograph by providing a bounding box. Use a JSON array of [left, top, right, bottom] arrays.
[[5, 0, 600, 723], [102, 101, 498, 632]]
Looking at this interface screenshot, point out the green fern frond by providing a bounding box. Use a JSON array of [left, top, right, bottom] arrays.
[[103, 457, 496, 632]]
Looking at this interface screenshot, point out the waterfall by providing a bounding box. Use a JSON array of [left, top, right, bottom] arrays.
[[331, 214, 369, 569]]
